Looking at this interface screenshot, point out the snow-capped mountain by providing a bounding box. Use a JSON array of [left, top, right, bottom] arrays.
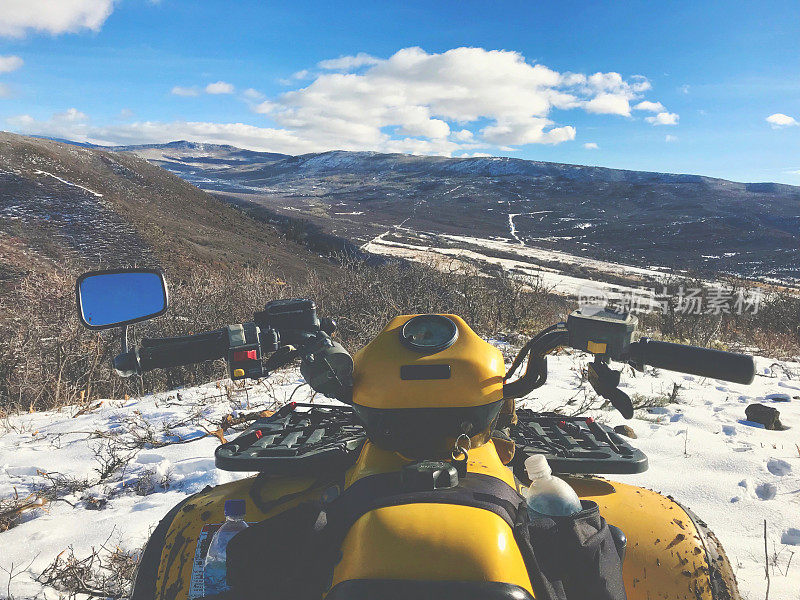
[[102, 142, 800, 282]]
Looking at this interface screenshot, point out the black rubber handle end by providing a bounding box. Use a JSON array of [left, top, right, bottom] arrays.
[[629, 339, 756, 385]]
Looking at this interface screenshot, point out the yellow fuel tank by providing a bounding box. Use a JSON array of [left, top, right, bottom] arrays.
[[352, 314, 505, 409]]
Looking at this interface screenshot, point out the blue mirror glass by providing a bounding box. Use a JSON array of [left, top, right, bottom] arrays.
[[76, 270, 168, 329]]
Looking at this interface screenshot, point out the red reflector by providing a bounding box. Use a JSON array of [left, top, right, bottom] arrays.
[[255, 430, 263, 440], [233, 350, 257, 361]]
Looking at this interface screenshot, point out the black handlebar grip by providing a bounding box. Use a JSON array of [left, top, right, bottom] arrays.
[[628, 338, 755, 384], [138, 328, 228, 372]]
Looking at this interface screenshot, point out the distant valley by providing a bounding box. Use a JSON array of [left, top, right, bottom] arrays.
[[95, 141, 800, 286]]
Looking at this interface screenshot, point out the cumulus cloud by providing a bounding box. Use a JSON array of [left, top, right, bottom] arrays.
[[9, 47, 672, 156], [665, 134, 678, 143], [171, 86, 199, 97], [318, 52, 381, 70], [766, 113, 797, 128], [205, 81, 234, 94], [583, 142, 599, 149], [584, 93, 631, 116], [646, 111, 679, 126], [634, 100, 665, 112], [0, 55, 24, 73], [252, 101, 277, 114], [0, 0, 115, 38], [243, 88, 264, 100]]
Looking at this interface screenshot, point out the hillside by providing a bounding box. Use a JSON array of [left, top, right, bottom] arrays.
[[104, 142, 800, 282], [0, 133, 332, 286]]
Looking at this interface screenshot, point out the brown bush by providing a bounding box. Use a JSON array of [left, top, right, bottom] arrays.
[[1, 257, 797, 415], [0, 258, 565, 414]]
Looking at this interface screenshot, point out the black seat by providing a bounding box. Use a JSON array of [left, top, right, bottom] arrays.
[[326, 579, 534, 600]]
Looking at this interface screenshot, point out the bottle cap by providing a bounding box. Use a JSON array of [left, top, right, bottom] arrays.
[[224, 499, 246, 517], [524, 454, 552, 479]]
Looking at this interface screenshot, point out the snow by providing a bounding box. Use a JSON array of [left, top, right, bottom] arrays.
[[34, 170, 104, 198], [1, 353, 799, 599]]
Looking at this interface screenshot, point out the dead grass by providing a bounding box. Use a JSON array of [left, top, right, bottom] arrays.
[[36, 540, 141, 599]]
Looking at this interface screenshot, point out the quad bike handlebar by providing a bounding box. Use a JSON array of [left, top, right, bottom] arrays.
[[502, 310, 755, 418], [625, 338, 755, 385], [109, 298, 755, 419]]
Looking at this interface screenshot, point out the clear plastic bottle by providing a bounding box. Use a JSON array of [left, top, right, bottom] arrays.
[[203, 499, 248, 596], [524, 454, 582, 517]]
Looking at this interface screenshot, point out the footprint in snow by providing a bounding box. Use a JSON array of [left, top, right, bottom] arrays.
[[766, 458, 792, 476], [722, 425, 737, 436], [755, 482, 777, 500], [136, 453, 166, 465], [781, 528, 800, 546], [738, 477, 777, 500]]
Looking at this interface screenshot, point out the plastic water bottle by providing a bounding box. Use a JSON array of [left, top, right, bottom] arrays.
[[203, 499, 248, 596], [524, 454, 582, 517]]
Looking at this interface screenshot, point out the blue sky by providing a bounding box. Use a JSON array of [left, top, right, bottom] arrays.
[[0, 0, 798, 184]]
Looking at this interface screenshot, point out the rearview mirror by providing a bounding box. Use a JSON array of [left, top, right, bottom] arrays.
[[76, 268, 168, 330]]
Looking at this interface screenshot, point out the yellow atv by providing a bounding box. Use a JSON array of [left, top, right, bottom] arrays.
[[75, 268, 755, 600]]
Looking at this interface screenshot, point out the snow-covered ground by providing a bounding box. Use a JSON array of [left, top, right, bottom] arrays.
[[1, 353, 798, 599], [362, 229, 692, 302]]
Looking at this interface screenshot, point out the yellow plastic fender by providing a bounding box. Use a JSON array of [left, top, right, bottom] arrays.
[[134, 446, 738, 600]]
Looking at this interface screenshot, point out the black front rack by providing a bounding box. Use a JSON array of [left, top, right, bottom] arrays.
[[216, 403, 647, 476], [510, 409, 648, 475], [215, 402, 366, 474]]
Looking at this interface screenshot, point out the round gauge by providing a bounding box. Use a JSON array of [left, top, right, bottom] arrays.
[[400, 315, 459, 353]]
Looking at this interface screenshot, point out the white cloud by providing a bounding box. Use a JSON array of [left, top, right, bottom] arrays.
[[0, 55, 24, 73], [205, 81, 234, 94], [766, 113, 798, 128], [583, 142, 599, 149], [665, 134, 678, 143], [119, 108, 134, 120], [584, 93, 631, 116], [679, 84, 690, 94], [252, 101, 277, 114], [8, 47, 670, 156], [55, 107, 88, 122], [318, 52, 381, 70], [0, 0, 115, 38], [645, 111, 679, 126], [243, 88, 264, 100], [171, 86, 199, 97], [278, 70, 314, 85], [634, 100, 665, 112], [0, 83, 11, 98]]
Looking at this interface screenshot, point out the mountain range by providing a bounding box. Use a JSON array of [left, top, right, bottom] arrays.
[[100, 141, 800, 282]]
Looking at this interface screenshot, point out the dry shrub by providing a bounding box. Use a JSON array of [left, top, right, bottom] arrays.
[[1, 257, 796, 415], [0, 258, 564, 414], [36, 543, 140, 599]]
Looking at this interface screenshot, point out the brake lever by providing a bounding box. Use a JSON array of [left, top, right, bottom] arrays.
[[587, 359, 634, 419], [263, 345, 298, 372]]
